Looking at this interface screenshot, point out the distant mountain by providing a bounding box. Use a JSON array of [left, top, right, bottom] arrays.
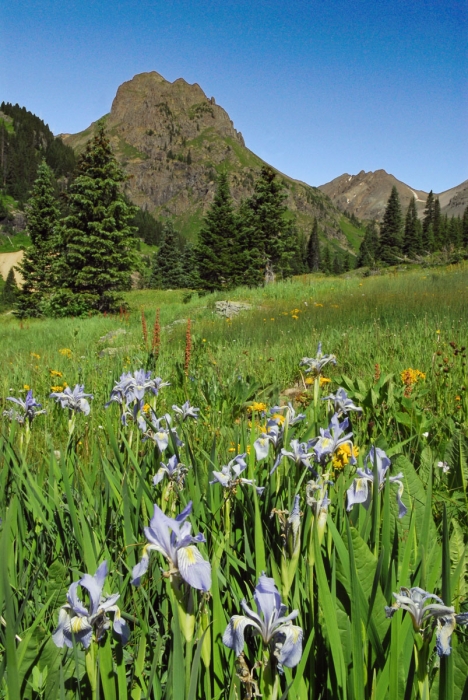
[[61, 72, 359, 250], [318, 170, 468, 221]]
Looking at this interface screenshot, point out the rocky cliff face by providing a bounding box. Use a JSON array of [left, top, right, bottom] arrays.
[[319, 169, 468, 221], [62, 72, 347, 244]]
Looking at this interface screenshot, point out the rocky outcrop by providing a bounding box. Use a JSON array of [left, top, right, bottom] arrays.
[[62, 72, 343, 243], [319, 170, 468, 222]]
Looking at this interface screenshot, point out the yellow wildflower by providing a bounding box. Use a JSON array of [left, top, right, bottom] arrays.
[[248, 402, 268, 413], [23, 384, 30, 390], [51, 385, 64, 392], [320, 377, 331, 386], [50, 370, 63, 378], [314, 303, 323, 307], [202, 339, 206, 342], [270, 317, 275, 321], [305, 377, 314, 386], [401, 368, 426, 386], [30, 353, 41, 360], [292, 314, 299, 320], [332, 444, 359, 470], [143, 403, 151, 413], [228, 447, 236, 452], [59, 348, 72, 358], [436, 330, 441, 333], [271, 412, 285, 425]]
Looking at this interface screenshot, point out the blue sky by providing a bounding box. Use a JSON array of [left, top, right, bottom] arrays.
[[1, 0, 466, 192]]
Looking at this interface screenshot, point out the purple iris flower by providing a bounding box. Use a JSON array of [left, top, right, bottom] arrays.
[[153, 455, 189, 486], [385, 587, 468, 656], [52, 561, 129, 649], [139, 412, 184, 452], [322, 387, 362, 416], [50, 385, 93, 415], [223, 574, 303, 670], [106, 371, 169, 407], [347, 446, 407, 518], [5, 390, 45, 424], [299, 342, 337, 377], [172, 401, 200, 421], [131, 501, 211, 591], [309, 413, 355, 466], [270, 403, 305, 426], [210, 454, 264, 495]]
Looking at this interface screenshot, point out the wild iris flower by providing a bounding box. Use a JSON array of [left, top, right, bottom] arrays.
[[131, 501, 211, 591], [52, 561, 129, 649], [172, 401, 200, 420], [50, 385, 93, 415], [322, 387, 363, 416], [300, 342, 337, 377], [139, 412, 183, 452], [280, 439, 314, 469], [270, 403, 305, 426], [385, 587, 468, 656], [210, 454, 264, 495], [106, 370, 169, 407], [223, 574, 303, 670], [347, 446, 407, 518], [5, 390, 45, 424], [153, 455, 189, 486], [310, 413, 355, 466]]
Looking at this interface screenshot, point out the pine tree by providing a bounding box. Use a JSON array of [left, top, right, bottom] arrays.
[[321, 245, 332, 273], [15, 160, 60, 317], [332, 252, 342, 275], [180, 243, 201, 288], [433, 198, 442, 250], [422, 191, 435, 252], [356, 221, 379, 268], [342, 251, 352, 272], [462, 207, 468, 248], [242, 166, 292, 281], [50, 123, 137, 315], [377, 186, 403, 264], [196, 172, 237, 291], [306, 218, 321, 272], [1, 268, 19, 308], [403, 197, 421, 257], [150, 222, 185, 289]]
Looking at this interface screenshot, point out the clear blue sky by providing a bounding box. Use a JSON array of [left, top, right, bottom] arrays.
[[1, 0, 466, 192]]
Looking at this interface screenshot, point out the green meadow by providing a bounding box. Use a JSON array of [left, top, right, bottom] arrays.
[[0, 264, 467, 699]]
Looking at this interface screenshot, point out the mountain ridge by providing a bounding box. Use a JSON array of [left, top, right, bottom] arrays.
[[319, 169, 468, 221], [61, 71, 359, 251]]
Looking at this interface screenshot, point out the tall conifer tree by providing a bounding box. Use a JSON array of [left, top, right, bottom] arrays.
[[306, 218, 321, 272], [150, 222, 185, 289], [51, 123, 137, 315], [433, 198, 442, 250], [422, 190, 435, 251], [377, 186, 403, 264], [16, 160, 60, 317], [196, 172, 236, 291], [356, 221, 379, 268], [403, 197, 421, 257]]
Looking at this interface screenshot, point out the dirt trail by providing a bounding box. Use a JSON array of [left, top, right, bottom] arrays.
[[0, 251, 24, 284]]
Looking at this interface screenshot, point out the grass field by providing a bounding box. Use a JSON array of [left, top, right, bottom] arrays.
[[0, 264, 467, 699]]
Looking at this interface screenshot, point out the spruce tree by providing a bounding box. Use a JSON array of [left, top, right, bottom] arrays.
[[377, 186, 403, 264], [180, 243, 201, 289], [196, 172, 236, 291], [433, 198, 442, 250], [422, 191, 435, 251], [51, 123, 137, 315], [342, 251, 352, 272], [150, 222, 185, 289], [356, 221, 379, 268], [306, 218, 321, 272], [321, 245, 332, 273], [403, 197, 421, 257], [15, 160, 60, 317], [332, 252, 342, 275], [242, 166, 293, 281], [462, 207, 468, 248], [1, 268, 18, 308]]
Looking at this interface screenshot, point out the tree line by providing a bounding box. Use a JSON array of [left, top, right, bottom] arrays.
[[357, 186, 468, 267], [0, 102, 76, 208]]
